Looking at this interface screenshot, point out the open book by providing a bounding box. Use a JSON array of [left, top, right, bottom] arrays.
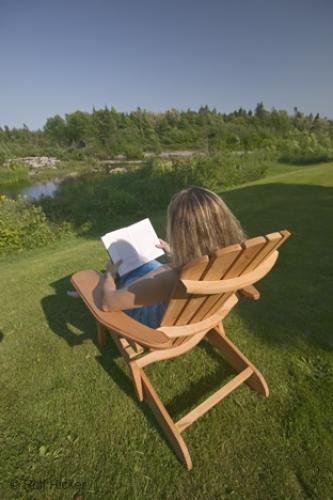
[[101, 218, 164, 277]]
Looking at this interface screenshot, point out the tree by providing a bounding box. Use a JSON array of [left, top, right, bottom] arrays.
[[255, 102, 267, 119], [44, 115, 67, 145]]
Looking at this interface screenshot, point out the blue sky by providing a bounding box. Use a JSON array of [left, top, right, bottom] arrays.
[[1, 0, 332, 130]]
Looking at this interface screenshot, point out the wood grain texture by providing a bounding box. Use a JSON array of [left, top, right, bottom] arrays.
[[176, 367, 253, 432], [160, 255, 209, 327], [141, 370, 193, 470], [181, 250, 278, 295], [179, 244, 242, 324]]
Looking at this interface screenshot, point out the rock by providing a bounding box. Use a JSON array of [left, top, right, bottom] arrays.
[[158, 150, 205, 159], [8, 156, 60, 169], [101, 159, 143, 165], [109, 167, 127, 174]]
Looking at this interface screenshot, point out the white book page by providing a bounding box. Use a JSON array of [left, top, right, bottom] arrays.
[[101, 218, 164, 277], [101, 228, 140, 277], [129, 218, 164, 263]]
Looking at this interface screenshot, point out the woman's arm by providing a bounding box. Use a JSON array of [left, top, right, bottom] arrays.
[[102, 261, 119, 311], [102, 262, 177, 312]]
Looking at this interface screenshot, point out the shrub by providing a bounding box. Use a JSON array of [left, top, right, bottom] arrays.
[[0, 195, 73, 255], [140, 152, 269, 194], [112, 153, 268, 211], [206, 151, 269, 187], [277, 134, 333, 165], [34, 152, 269, 245], [123, 144, 144, 160], [0, 150, 7, 166], [279, 148, 333, 165], [39, 174, 142, 233]]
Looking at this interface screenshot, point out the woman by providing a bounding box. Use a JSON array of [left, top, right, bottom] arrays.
[[101, 185, 246, 327]]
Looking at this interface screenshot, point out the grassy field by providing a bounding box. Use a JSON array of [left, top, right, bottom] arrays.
[[0, 163, 332, 499]]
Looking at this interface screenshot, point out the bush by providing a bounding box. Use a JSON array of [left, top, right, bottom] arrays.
[[140, 152, 269, 194], [0, 195, 73, 255], [0, 150, 7, 166], [39, 174, 143, 233], [206, 151, 269, 187], [277, 133, 333, 165], [123, 144, 144, 160], [279, 148, 333, 165], [32, 152, 269, 246], [113, 153, 268, 210], [51, 153, 268, 221]]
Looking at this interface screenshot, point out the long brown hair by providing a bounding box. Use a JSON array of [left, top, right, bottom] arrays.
[[166, 186, 246, 268]]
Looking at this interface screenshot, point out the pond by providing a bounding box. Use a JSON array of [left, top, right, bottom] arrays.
[[0, 164, 131, 202], [1, 178, 63, 201]]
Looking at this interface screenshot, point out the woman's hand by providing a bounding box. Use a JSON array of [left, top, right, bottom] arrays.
[[102, 260, 122, 311], [105, 260, 123, 280], [156, 238, 171, 256]]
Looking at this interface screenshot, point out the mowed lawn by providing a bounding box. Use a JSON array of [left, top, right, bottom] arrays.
[[0, 163, 332, 499]]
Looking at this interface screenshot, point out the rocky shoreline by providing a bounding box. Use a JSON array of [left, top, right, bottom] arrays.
[[6, 156, 60, 169], [7, 150, 205, 169]]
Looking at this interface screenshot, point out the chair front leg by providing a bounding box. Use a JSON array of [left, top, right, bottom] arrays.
[[140, 370, 193, 470], [96, 321, 108, 347]]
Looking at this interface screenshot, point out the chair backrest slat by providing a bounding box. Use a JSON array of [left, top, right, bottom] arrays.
[[242, 231, 289, 270], [191, 237, 267, 322], [160, 255, 209, 327], [181, 250, 279, 295], [199, 230, 290, 320], [160, 230, 291, 332], [175, 244, 242, 326]]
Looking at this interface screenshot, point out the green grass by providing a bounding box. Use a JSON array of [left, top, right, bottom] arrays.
[[0, 164, 30, 186], [264, 160, 307, 177], [0, 163, 332, 499]]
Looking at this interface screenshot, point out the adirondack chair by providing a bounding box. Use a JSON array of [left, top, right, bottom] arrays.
[[71, 230, 290, 470]]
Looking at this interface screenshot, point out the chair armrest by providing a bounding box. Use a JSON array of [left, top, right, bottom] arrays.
[[71, 270, 172, 350], [238, 285, 260, 300]]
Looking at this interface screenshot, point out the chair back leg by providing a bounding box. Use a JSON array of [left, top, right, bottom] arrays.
[[207, 326, 269, 397]]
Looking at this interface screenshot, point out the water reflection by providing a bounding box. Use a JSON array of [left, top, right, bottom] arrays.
[[1, 179, 61, 201]]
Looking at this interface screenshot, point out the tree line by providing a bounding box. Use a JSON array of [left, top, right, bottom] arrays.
[[1, 103, 333, 163]]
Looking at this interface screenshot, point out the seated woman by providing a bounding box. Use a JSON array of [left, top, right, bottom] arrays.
[[101, 185, 246, 328]]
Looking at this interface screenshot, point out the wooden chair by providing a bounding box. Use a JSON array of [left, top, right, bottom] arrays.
[[71, 230, 290, 470]]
